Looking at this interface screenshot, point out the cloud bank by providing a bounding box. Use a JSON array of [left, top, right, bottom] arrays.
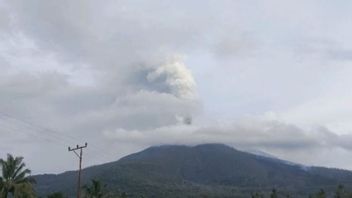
[[0, 0, 352, 173]]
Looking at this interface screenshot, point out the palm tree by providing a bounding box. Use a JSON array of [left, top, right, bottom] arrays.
[[83, 179, 106, 198], [0, 154, 35, 198]]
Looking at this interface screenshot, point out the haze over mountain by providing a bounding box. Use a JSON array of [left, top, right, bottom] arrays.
[[34, 144, 352, 198]]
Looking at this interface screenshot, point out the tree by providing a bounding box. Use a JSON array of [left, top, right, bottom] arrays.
[[270, 188, 278, 198], [83, 179, 106, 198], [335, 184, 345, 198], [251, 192, 265, 198], [47, 192, 66, 198], [119, 192, 127, 198], [251, 192, 261, 198], [316, 189, 326, 198], [0, 154, 35, 198]]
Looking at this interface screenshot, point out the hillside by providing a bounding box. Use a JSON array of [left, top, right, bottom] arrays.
[[34, 144, 352, 197]]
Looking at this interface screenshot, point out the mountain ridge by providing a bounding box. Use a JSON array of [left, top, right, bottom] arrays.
[[34, 143, 352, 198]]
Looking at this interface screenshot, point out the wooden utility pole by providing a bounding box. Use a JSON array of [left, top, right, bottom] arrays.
[[68, 142, 88, 198]]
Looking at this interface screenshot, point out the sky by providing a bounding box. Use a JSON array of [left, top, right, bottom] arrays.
[[1, 0, 352, 174]]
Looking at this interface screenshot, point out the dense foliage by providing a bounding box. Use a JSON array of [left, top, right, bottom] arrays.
[[33, 144, 352, 198], [83, 179, 107, 198], [4, 144, 352, 197], [0, 154, 35, 198]]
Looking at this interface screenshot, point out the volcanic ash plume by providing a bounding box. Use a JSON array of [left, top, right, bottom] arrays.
[[147, 57, 197, 100]]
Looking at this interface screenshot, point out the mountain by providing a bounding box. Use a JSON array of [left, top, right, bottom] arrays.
[[34, 144, 352, 197]]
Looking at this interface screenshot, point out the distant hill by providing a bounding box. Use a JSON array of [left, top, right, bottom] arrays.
[[34, 144, 352, 198]]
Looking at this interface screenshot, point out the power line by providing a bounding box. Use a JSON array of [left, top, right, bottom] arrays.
[[0, 112, 78, 144], [0, 112, 112, 161]]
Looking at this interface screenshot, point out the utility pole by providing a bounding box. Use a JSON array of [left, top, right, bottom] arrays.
[[68, 142, 88, 198]]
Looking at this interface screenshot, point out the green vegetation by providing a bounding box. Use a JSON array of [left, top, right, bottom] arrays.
[[0, 154, 35, 198], [47, 192, 66, 198], [83, 179, 107, 198], [32, 144, 352, 197], [270, 189, 278, 198], [4, 144, 352, 198], [78, 180, 352, 198]]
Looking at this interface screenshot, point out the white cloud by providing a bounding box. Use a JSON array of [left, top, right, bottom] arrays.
[[103, 118, 352, 169], [0, 0, 352, 173]]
